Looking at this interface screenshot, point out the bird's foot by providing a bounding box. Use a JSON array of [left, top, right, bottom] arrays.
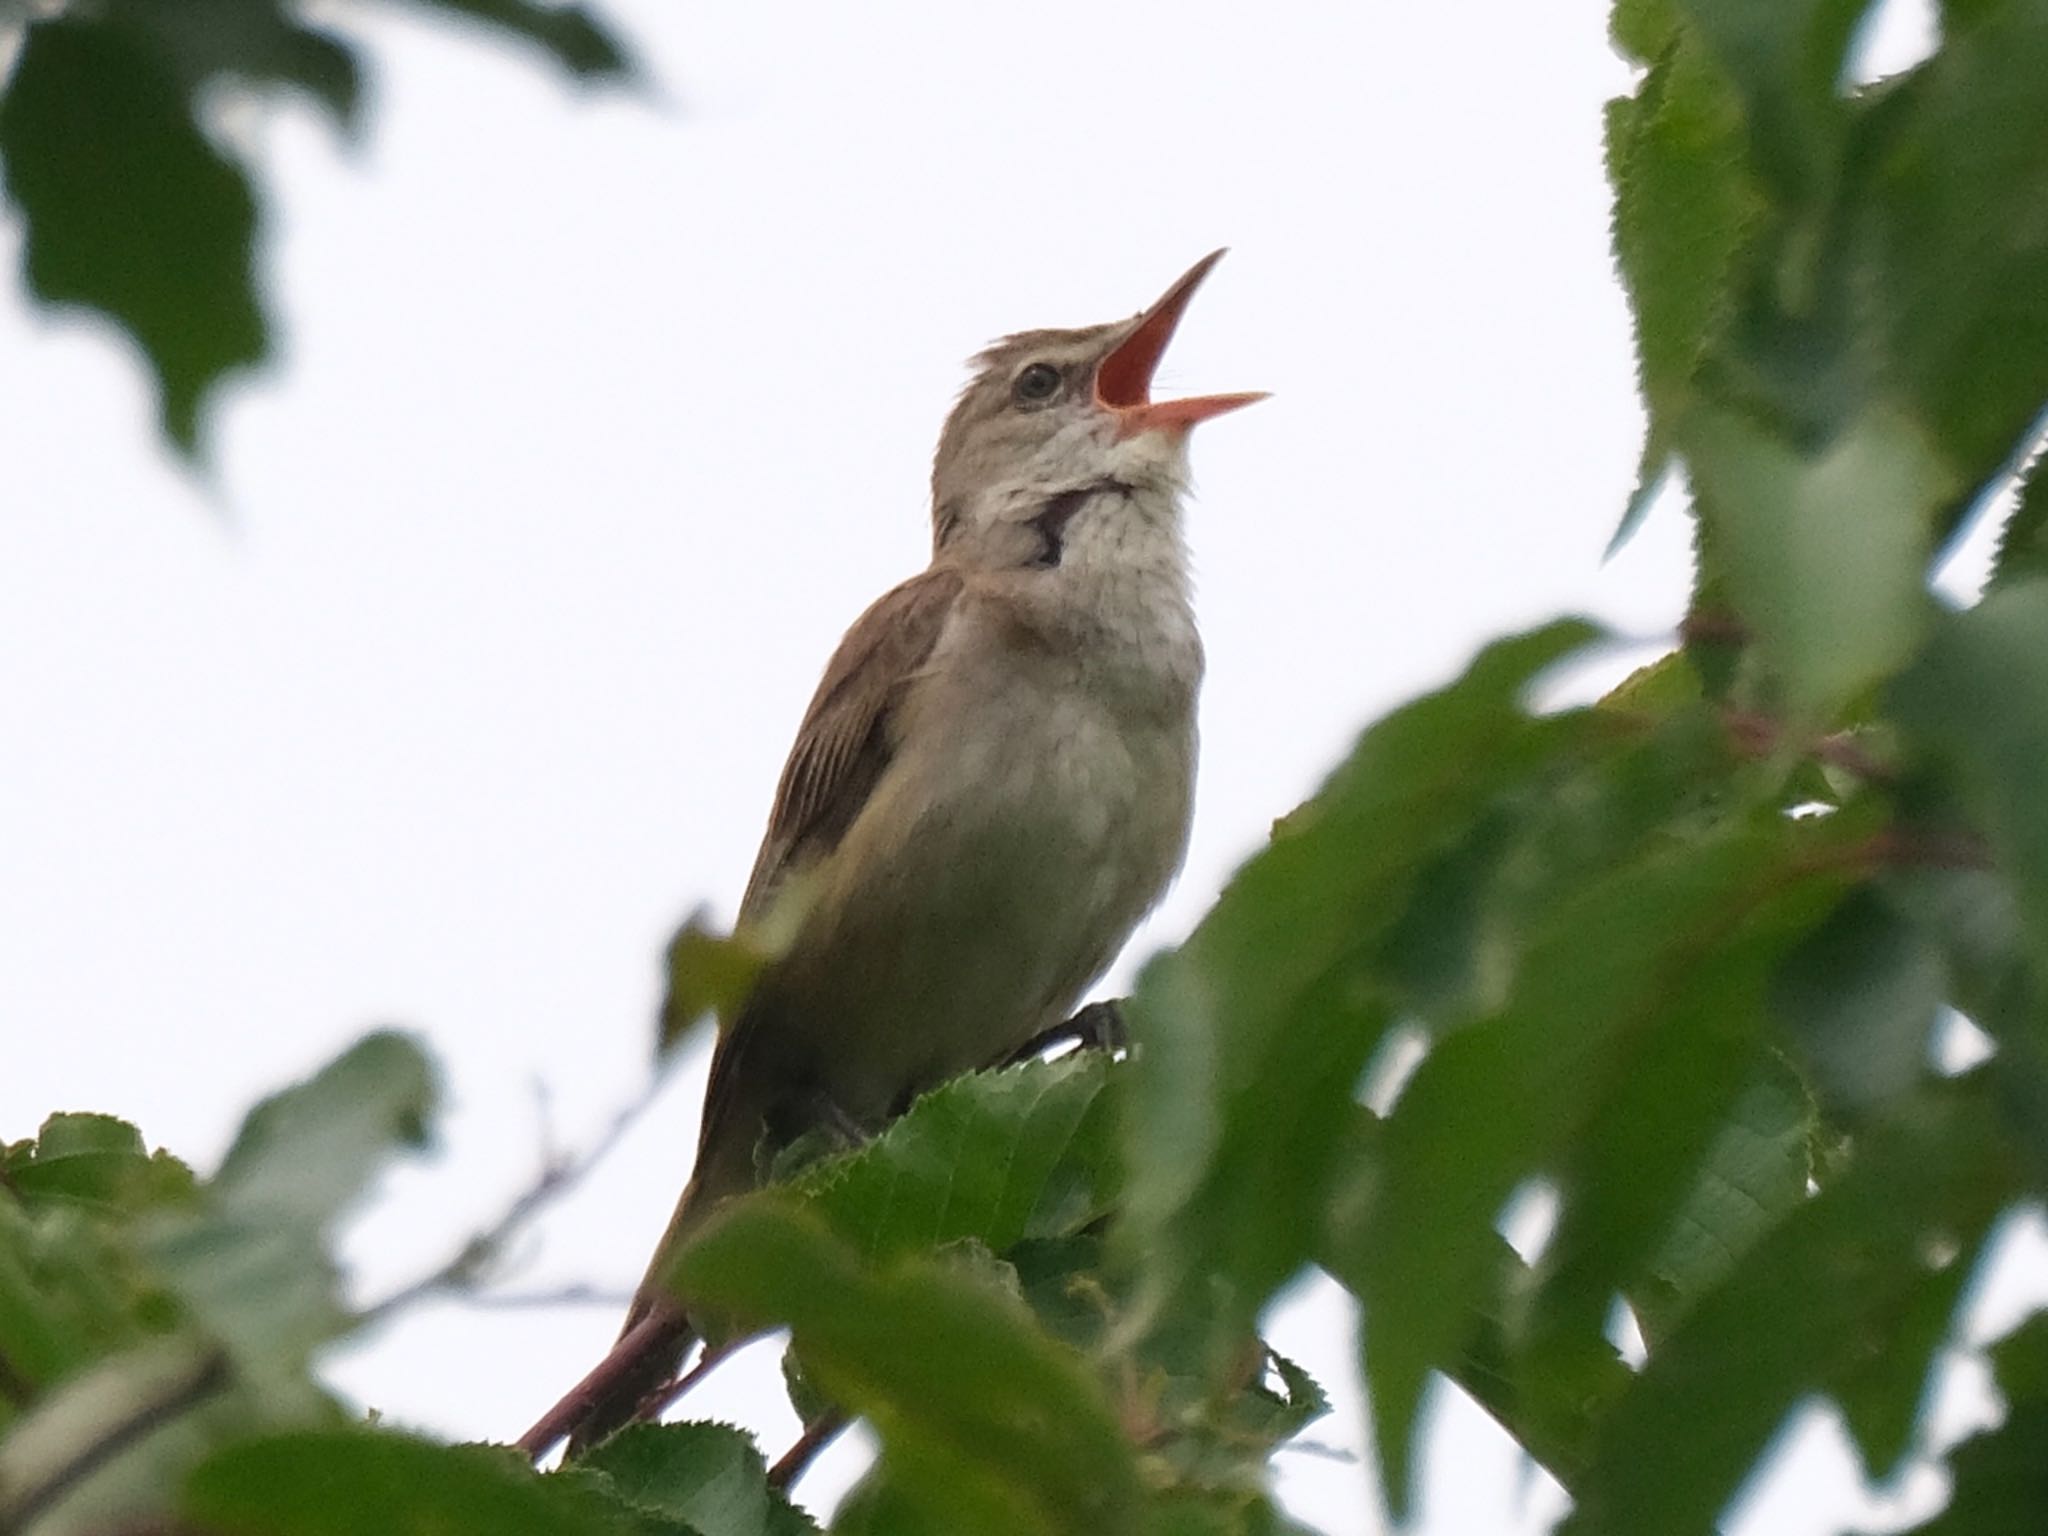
[[1001, 999, 1128, 1067]]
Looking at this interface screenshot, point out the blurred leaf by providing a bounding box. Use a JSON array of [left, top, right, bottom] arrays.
[[578, 1422, 778, 1536], [1671, 0, 1870, 206], [1772, 887, 1945, 1116], [185, 1430, 678, 1535], [1635, 1058, 1814, 1341], [1869, 5, 2048, 484], [676, 1198, 1141, 1536], [399, 0, 632, 78], [104, 0, 362, 128], [144, 1032, 435, 1404], [1339, 815, 1850, 1511], [1686, 406, 1952, 716], [0, 1338, 231, 1536], [794, 1055, 1115, 1263], [1892, 581, 2048, 997], [660, 915, 775, 1062], [1559, 1078, 2020, 1536], [1830, 1225, 1986, 1482], [1121, 622, 1602, 1370], [0, 16, 265, 450]]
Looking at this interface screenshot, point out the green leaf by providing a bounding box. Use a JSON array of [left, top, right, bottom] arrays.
[[103, 0, 363, 129], [675, 1197, 1142, 1536], [184, 1431, 675, 1536], [398, 0, 632, 78], [579, 1422, 775, 1536], [144, 1032, 436, 1401], [2, 1114, 193, 1213], [1771, 886, 1945, 1116], [1685, 405, 1952, 716], [1829, 1225, 1986, 1482], [0, 1339, 234, 1536], [1120, 621, 1602, 1369], [0, 16, 266, 450], [1338, 814, 1851, 1512], [1892, 581, 2048, 999], [660, 915, 775, 1062], [1990, 450, 2048, 590], [1559, 1078, 2021, 1536], [1869, 5, 2048, 484], [1671, 0, 1871, 207], [793, 1054, 1116, 1263], [1605, 28, 1759, 443], [1635, 1058, 1815, 1341]]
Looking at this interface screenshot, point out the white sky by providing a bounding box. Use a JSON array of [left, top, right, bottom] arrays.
[[3, 1, 2042, 1531]]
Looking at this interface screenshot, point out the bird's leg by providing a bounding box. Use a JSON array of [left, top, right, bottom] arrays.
[[1000, 999, 1128, 1067]]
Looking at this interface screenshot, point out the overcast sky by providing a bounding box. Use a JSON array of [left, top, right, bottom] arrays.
[[3, 1, 2040, 1531]]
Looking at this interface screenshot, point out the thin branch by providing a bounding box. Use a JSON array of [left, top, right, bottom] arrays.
[[626, 1336, 741, 1428], [768, 1410, 849, 1491], [460, 1285, 634, 1311], [358, 1069, 671, 1330], [514, 1312, 708, 1460], [0, 1351, 229, 1533]]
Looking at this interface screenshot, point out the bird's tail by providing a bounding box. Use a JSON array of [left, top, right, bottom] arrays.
[[516, 1167, 728, 1460]]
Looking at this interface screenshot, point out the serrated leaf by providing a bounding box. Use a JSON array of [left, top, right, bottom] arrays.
[[1121, 622, 1603, 1373], [184, 1430, 675, 1535], [1559, 1078, 2020, 1536], [1339, 814, 1852, 1513], [1685, 405, 1952, 716], [674, 1198, 1141, 1536], [579, 1422, 772, 1536], [1606, 29, 1760, 444], [793, 1054, 1116, 1263], [1990, 451, 2048, 591], [0, 16, 266, 450]]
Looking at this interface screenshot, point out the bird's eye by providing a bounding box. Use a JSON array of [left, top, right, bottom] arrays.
[[1012, 362, 1063, 405]]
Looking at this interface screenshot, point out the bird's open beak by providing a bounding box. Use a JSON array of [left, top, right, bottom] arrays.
[[1095, 249, 1268, 440]]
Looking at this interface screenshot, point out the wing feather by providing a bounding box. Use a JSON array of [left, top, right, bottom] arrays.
[[736, 566, 966, 925]]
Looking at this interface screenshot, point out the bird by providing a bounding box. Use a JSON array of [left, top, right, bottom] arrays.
[[520, 250, 1263, 1457]]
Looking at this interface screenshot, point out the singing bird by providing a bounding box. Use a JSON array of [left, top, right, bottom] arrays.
[[523, 251, 1262, 1455]]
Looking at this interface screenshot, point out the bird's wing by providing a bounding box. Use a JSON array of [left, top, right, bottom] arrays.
[[735, 564, 967, 926]]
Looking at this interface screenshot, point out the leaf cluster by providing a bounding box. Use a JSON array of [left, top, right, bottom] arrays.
[[0, 0, 632, 453]]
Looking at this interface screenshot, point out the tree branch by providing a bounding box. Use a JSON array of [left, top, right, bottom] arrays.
[[768, 1410, 849, 1491]]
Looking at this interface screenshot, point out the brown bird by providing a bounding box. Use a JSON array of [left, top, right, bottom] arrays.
[[521, 251, 1261, 1456]]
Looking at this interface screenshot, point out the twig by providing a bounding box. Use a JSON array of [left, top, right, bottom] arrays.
[[768, 1410, 849, 1491], [460, 1285, 634, 1311], [515, 1311, 700, 1460], [626, 1337, 741, 1427], [358, 1069, 672, 1330], [0, 1351, 229, 1533], [1721, 709, 1895, 784]]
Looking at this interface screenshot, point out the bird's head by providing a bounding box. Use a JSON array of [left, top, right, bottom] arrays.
[[929, 251, 1264, 565]]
